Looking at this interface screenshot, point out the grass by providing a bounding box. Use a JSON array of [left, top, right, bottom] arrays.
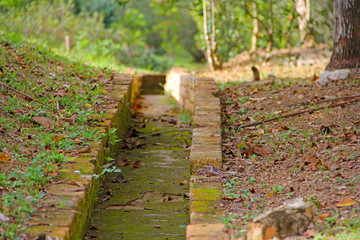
[[0, 30, 117, 238]]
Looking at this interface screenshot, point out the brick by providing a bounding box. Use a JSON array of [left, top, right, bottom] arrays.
[[186, 224, 229, 240], [190, 151, 222, 172]]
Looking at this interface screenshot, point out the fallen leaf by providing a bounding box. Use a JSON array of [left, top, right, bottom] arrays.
[[73, 138, 83, 143], [163, 195, 172, 202], [67, 187, 87, 192], [177, 179, 188, 185], [336, 198, 355, 207], [249, 144, 274, 156], [69, 180, 84, 188], [55, 121, 63, 128], [0, 188, 9, 198], [112, 174, 127, 183], [78, 145, 91, 153], [15, 56, 24, 63], [304, 228, 319, 238], [57, 65, 64, 71], [0, 213, 9, 222], [311, 73, 319, 82], [0, 153, 10, 163], [267, 191, 274, 197], [132, 160, 141, 169], [319, 213, 330, 220], [19, 147, 32, 155], [52, 136, 63, 143], [30, 116, 55, 130]]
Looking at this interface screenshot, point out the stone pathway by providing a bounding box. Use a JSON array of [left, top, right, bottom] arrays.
[[87, 95, 191, 239]]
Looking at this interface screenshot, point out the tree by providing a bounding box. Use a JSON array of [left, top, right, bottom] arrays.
[[202, 0, 222, 71], [240, 0, 274, 54], [250, 1, 258, 53], [295, 0, 311, 44], [326, 0, 360, 70]]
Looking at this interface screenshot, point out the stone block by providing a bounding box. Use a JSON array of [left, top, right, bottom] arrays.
[[193, 127, 221, 138], [194, 115, 221, 127], [195, 96, 220, 108], [190, 151, 222, 172], [247, 198, 314, 240], [191, 136, 221, 146], [186, 224, 229, 240]]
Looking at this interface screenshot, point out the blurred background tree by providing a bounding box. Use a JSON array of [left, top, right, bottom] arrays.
[[0, 0, 334, 72]]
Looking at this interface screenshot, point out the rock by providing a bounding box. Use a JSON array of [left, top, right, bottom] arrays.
[[316, 69, 351, 86], [247, 198, 314, 240]]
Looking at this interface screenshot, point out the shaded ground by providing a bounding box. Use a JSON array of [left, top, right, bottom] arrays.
[[196, 45, 331, 82], [87, 95, 191, 239], [217, 74, 360, 238]]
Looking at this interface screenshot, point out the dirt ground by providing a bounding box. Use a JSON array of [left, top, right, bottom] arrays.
[[202, 48, 360, 239]]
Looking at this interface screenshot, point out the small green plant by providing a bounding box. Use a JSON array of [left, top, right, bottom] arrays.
[[108, 128, 120, 145], [178, 110, 192, 125], [220, 214, 238, 228], [270, 185, 284, 195], [93, 166, 121, 179], [238, 96, 249, 104]]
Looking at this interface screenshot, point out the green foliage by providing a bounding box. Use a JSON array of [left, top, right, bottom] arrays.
[[0, 0, 199, 71]]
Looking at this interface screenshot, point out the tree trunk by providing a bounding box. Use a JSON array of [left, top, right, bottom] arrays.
[[326, 0, 360, 70], [202, 0, 222, 71], [266, 0, 274, 54], [250, 1, 258, 53], [295, 0, 311, 43]]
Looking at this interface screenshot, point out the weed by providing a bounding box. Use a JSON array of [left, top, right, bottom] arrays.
[[178, 110, 192, 125], [220, 214, 238, 228], [270, 185, 284, 195], [93, 166, 121, 179]]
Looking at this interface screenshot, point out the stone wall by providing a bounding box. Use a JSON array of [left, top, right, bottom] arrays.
[[165, 68, 196, 114], [165, 69, 230, 239], [28, 73, 138, 240]]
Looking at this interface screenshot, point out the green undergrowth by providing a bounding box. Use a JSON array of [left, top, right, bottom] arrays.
[[0, 31, 117, 238]]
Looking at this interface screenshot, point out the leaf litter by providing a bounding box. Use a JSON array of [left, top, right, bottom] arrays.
[[217, 74, 360, 238]]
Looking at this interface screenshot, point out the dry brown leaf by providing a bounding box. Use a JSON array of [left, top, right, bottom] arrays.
[[318, 213, 330, 220], [69, 180, 85, 188], [336, 198, 355, 207], [304, 154, 318, 164], [249, 144, 274, 157], [132, 160, 141, 169], [57, 65, 64, 71], [78, 145, 91, 153], [73, 138, 83, 143], [30, 116, 55, 130], [0, 213, 10, 223], [304, 228, 319, 238], [311, 73, 319, 82], [15, 56, 24, 63], [0, 153, 10, 163], [267, 191, 274, 197], [19, 147, 32, 155], [177, 179, 188, 185], [52, 136, 63, 143]]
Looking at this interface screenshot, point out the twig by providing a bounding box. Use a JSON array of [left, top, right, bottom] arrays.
[[0, 81, 47, 106], [285, 94, 360, 108], [236, 98, 360, 130], [119, 98, 133, 115], [137, 128, 192, 139]]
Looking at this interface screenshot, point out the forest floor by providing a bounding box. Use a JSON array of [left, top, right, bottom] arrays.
[[0, 32, 118, 238], [197, 46, 360, 239]]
